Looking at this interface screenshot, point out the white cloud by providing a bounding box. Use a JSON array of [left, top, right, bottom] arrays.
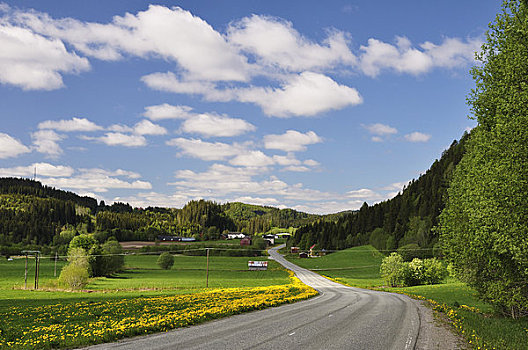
[[83, 132, 147, 147], [229, 151, 274, 167], [38, 117, 102, 132], [0, 23, 90, 90], [181, 113, 255, 137], [14, 5, 250, 82], [0, 162, 74, 177], [304, 159, 320, 167], [421, 37, 482, 68], [347, 188, 383, 200], [113, 192, 190, 208], [133, 120, 167, 135], [282, 166, 310, 172], [143, 103, 194, 120], [78, 168, 141, 179], [42, 175, 151, 193], [273, 154, 301, 166], [232, 196, 280, 207], [264, 130, 322, 152], [0, 132, 31, 158], [227, 15, 356, 71], [31, 129, 64, 157], [166, 138, 249, 161], [404, 131, 432, 142], [359, 36, 481, 77], [238, 72, 362, 117], [363, 123, 398, 135]]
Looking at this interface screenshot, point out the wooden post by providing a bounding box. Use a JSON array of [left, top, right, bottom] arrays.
[[54, 252, 58, 277], [34, 253, 38, 289], [205, 248, 210, 288], [24, 254, 28, 289], [36, 253, 40, 290]]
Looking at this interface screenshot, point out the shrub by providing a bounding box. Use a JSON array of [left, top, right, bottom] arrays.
[[157, 252, 174, 270], [421, 258, 448, 285], [99, 239, 125, 276], [380, 252, 408, 287], [58, 263, 89, 290]]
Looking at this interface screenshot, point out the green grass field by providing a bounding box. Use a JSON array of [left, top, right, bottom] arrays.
[[287, 245, 528, 350], [0, 253, 289, 312]]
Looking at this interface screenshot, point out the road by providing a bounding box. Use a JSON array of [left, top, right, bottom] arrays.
[[85, 245, 420, 350]]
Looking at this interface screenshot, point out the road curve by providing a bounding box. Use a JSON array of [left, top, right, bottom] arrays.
[[84, 245, 420, 350]]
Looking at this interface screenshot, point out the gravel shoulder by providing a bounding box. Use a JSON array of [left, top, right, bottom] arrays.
[[414, 299, 468, 350]]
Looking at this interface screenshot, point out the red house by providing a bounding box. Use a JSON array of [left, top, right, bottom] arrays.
[[240, 237, 251, 246]]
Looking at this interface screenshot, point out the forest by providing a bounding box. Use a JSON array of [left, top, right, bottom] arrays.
[[0, 178, 321, 254], [290, 131, 469, 255]]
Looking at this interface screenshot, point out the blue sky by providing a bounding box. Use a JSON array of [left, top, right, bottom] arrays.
[[0, 0, 499, 213]]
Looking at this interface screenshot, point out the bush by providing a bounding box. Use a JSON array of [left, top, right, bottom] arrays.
[[381, 253, 447, 287], [99, 239, 125, 276], [157, 252, 174, 270], [58, 263, 89, 290], [380, 252, 408, 287]]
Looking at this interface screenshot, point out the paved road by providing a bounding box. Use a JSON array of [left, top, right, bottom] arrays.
[[85, 245, 420, 350]]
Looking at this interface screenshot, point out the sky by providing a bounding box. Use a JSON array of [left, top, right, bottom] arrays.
[[0, 0, 500, 214]]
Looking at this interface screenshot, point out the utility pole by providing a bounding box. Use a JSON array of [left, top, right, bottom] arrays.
[[205, 248, 210, 288], [22, 250, 40, 290]]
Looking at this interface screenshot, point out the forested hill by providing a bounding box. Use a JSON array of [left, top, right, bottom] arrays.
[[0, 179, 320, 248], [0, 178, 98, 212], [291, 131, 470, 253]]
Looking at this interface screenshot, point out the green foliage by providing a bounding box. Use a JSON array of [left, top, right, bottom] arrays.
[[380, 253, 446, 287], [439, 0, 528, 319], [292, 134, 468, 253], [99, 239, 124, 276], [59, 247, 91, 290], [58, 263, 89, 290], [380, 253, 408, 287], [157, 252, 174, 270]]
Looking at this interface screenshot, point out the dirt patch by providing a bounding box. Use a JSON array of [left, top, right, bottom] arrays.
[[119, 241, 193, 249], [414, 300, 468, 350]]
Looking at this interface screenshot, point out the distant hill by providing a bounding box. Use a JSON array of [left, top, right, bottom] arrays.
[[0, 179, 320, 248], [291, 131, 470, 254]]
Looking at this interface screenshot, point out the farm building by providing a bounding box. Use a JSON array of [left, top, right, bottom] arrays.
[[240, 237, 252, 246], [227, 232, 246, 239]]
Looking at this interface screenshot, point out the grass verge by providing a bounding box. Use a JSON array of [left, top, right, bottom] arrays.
[[0, 272, 317, 349], [288, 245, 528, 350]]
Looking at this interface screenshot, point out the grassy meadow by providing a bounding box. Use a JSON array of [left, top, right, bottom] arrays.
[[0, 253, 289, 311], [0, 250, 306, 349], [288, 245, 528, 350]]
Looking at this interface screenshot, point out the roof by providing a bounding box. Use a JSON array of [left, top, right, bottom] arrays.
[[310, 244, 316, 249]]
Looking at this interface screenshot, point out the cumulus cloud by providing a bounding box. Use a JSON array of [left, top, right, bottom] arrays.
[[227, 15, 356, 71], [404, 131, 432, 142], [133, 120, 167, 135], [166, 138, 249, 161], [13, 5, 250, 82], [264, 130, 322, 152], [0, 162, 74, 177], [347, 188, 383, 200], [31, 129, 64, 157], [0, 23, 90, 90], [38, 117, 103, 132], [83, 132, 147, 147], [238, 72, 362, 117], [113, 191, 190, 208], [42, 174, 151, 193], [232, 196, 280, 207], [181, 113, 255, 137], [229, 150, 274, 167], [362, 123, 398, 142], [143, 103, 194, 120], [0, 132, 31, 158], [359, 36, 481, 77]]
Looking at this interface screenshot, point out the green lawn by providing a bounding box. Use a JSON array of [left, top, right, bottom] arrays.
[[287, 245, 528, 350], [0, 254, 289, 312]]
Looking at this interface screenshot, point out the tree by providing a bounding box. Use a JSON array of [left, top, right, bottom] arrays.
[[439, 0, 528, 318], [157, 252, 174, 270], [99, 238, 125, 276], [59, 247, 91, 289]]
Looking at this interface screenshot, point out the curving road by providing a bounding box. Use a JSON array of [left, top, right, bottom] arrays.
[[85, 245, 420, 350]]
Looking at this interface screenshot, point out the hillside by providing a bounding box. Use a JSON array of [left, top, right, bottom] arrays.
[[291, 131, 470, 254], [0, 179, 320, 251]]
